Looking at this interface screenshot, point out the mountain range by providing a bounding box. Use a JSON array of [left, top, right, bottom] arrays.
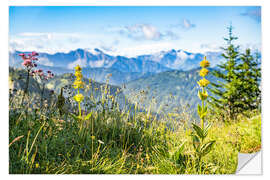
[[9, 48, 261, 118], [9, 48, 224, 85]]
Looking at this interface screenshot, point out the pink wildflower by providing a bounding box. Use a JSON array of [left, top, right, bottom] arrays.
[[22, 59, 32, 67]]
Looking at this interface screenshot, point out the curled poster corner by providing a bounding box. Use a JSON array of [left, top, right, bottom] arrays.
[[236, 151, 262, 175]]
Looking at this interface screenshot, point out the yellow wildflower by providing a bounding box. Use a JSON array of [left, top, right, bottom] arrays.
[[35, 163, 39, 168], [75, 71, 82, 79], [197, 78, 210, 87], [199, 68, 209, 77], [73, 79, 84, 89], [75, 65, 82, 71], [200, 56, 210, 68], [146, 153, 150, 161], [74, 93, 84, 103]]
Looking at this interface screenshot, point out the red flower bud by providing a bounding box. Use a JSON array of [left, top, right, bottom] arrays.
[[32, 51, 39, 56]]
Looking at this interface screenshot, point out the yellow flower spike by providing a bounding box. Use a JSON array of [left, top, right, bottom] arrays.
[[75, 65, 82, 72], [200, 56, 210, 68], [197, 78, 210, 87], [199, 68, 209, 77], [74, 93, 84, 103], [75, 71, 82, 78], [73, 65, 85, 119]]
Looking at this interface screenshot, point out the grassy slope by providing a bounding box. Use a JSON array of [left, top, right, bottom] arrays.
[[169, 114, 261, 174], [9, 97, 261, 174]]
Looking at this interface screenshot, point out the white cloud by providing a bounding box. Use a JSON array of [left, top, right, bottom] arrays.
[[108, 24, 178, 41], [141, 24, 161, 40], [124, 24, 161, 40], [241, 7, 261, 23], [186, 42, 261, 54], [114, 42, 175, 57], [9, 32, 99, 54], [240, 43, 261, 52], [9, 38, 25, 52], [199, 43, 221, 53], [171, 19, 196, 30], [67, 58, 87, 69], [182, 19, 196, 29], [38, 57, 54, 67], [19, 32, 53, 40]]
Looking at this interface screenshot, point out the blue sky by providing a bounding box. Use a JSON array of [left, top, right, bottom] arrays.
[[9, 6, 261, 56]]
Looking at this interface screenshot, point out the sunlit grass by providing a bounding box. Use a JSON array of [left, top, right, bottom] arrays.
[[9, 63, 261, 174], [9, 88, 261, 174]]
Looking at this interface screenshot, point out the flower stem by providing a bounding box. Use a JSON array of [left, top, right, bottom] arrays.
[[21, 69, 30, 106], [78, 89, 82, 118], [40, 82, 45, 108]]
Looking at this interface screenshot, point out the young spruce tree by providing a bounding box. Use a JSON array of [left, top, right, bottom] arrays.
[[237, 49, 261, 112], [209, 25, 241, 121]]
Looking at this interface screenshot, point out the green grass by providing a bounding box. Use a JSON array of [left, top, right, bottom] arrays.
[[9, 79, 261, 174]]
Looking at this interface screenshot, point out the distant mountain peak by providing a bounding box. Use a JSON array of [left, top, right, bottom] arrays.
[[94, 48, 102, 52], [86, 48, 103, 55]]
